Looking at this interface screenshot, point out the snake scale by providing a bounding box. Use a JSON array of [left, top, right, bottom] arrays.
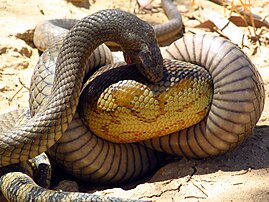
[[0, 0, 265, 201]]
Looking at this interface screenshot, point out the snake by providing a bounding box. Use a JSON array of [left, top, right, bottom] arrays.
[[0, 0, 265, 201]]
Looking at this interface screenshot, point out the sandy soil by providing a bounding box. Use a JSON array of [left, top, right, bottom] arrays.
[[0, 0, 268, 201]]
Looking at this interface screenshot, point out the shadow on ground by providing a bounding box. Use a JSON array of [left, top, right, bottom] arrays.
[[140, 125, 268, 188]]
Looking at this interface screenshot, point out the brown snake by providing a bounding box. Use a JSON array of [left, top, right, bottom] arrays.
[[0, 0, 265, 201]]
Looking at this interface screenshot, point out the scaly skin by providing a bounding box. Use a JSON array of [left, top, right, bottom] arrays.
[[0, 1, 264, 201]]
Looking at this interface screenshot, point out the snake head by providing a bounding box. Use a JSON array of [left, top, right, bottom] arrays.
[[137, 42, 164, 83], [110, 10, 164, 83], [124, 37, 164, 83]]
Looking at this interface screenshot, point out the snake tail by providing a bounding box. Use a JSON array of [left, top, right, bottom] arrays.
[[0, 172, 148, 202], [155, 0, 184, 44]]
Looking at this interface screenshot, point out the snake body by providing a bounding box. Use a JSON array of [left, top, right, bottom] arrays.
[[142, 34, 265, 157], [0, 0, 265, 201], [28, 0, 183, 183], [0, 9, 164, 167], [0, 7, 168, 202], [79, 59, 213, 143]]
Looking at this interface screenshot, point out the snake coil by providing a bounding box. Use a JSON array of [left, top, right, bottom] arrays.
[[142, 34, 264, 157], [0, 2, 265, 202]]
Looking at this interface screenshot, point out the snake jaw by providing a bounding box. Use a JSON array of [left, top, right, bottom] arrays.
[[121, 20, 164, 83], [137, 43, 164, 83], [125, 42, 164, 83]]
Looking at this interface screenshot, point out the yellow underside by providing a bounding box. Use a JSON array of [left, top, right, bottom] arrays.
[[82, 63, 213, 143]]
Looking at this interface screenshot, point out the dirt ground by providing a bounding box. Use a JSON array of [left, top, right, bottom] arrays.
[[0, 0, 268, 201]]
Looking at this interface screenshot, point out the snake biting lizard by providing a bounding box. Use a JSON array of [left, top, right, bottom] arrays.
[[0, 0, 265, 201]]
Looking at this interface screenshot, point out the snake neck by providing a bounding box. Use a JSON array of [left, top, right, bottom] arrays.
[[42, 9, 166, 119], [54, 9, 163, 90], [44, 9, 165, 127]]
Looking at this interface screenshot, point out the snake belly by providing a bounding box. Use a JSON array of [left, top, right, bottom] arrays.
[[142, 34, 265, 158], [78, 59, 212, 143], [32, 35, 264, 183]]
